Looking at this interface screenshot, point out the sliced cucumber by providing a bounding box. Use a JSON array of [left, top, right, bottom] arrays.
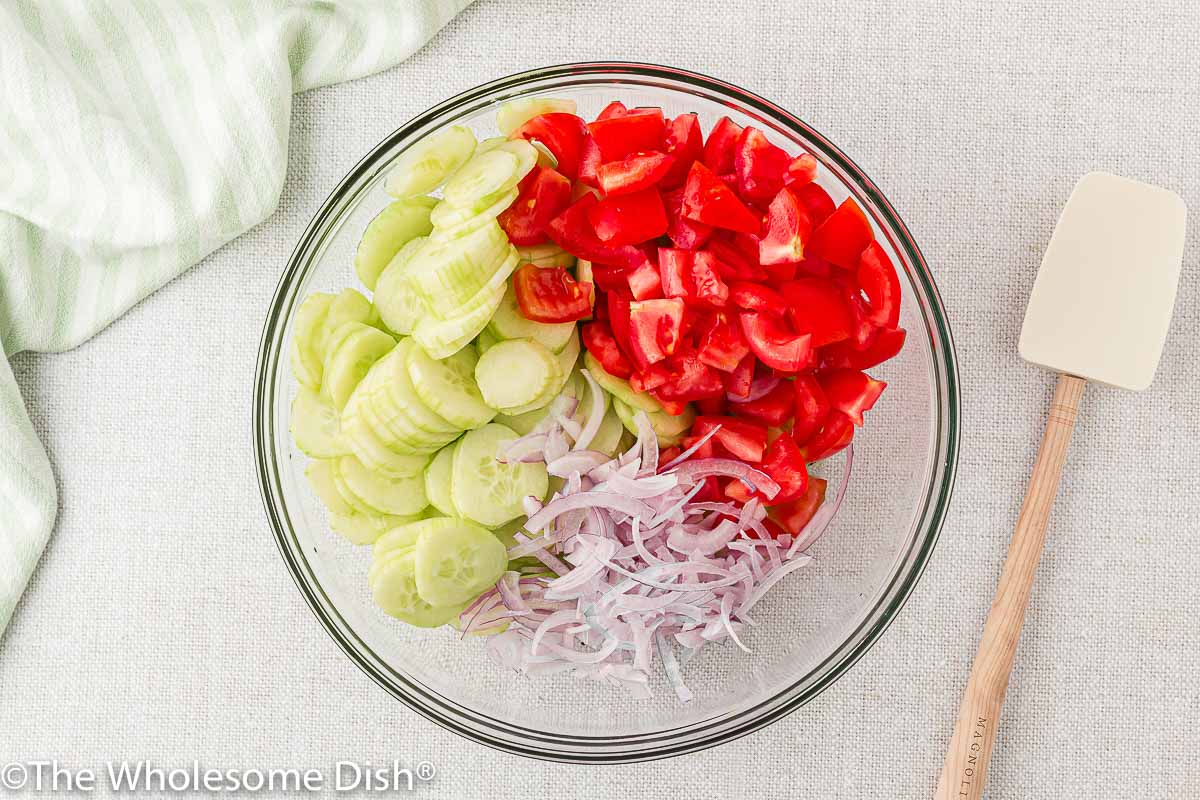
[[342, 412, 433, 476], [330, 509, 423, 546], [321, 322, 397, 411], [611, 398, 695, 447], [354, 197, 437, 291], [323, 288, 380, 346], [405, 343, 495, 430], [336, 455, 428, 516], [583, 352, 663, 413], [590, 406, 626, 457], [428, 187, 519, 239], [496, 97, 577, 136], [475, 338, 561, 412], [451, 423, 549, 527], [414, 519, 508, 606], [487, 282, 576, 353], [516, 243, 575, 269], [370, 549, 461, 627], [372, 340, 461, 434], [305, 459, 354, 516], [385, 125, 477, 199], [474, 327, 500, 356], [291, 293, 334, 389], [412, 267, 510, 360], [424, 443, 460, 517], [475, 136, 506, 154], [406, 220, 510, 308], [529, 138, 558, 168], [374, 516, 463, 565], [441, 148, 523, 208], [374, 236, 429, 336], [290, 387, 350, 458]]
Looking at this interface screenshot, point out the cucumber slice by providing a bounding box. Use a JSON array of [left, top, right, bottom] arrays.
[[590, 406, 626, 457], [529, 139, 558, 169], [412, 268, 509, 360], [290, 387, 350, 458], [414, 519, 508, 606], [441, 148, 523, 208], [321, 322, 397, 411], [424, 443, 460, 517], [374, 236, 429, 336], [405, 343, 496, 430], [336, 455, 428, 516], [583, 352, 663, 413], [330, 510, 423, 546], [305, 460, 354, 516], [323, 288, 381, 347], [370, 550, 461, 627], [493, 370, 582, 435], [373, 516, 463, 564], [371, 340, 461, 435], [475, 327, 500, 356], [342, 411, 433, 476], [291, 293, 334, 389], [474, 338, 561, 412], [385, 125, 477, 199], [354, 197, 437, 291], [475, 136, 506, 154], [486, 282, 576, 353], [428, 187, 519, 239], [496, 97, 577, 136], [406, 220, 509, 308], [611, 398, 695, 447], [451, 423, 549, 527], [516, 243, 575, 268]]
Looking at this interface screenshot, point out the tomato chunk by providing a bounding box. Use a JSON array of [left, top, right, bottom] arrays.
[[757, 434, 810, 503], [793, 182, 836, 227], [821, 326, 906, 370], [800, 412, 854, 462], [806, 197, 874, 269], [577, 135, 603, 187], [596, 151, 675, 196], [627, 297, 685, 367], [586, 108, 666, 161], [729, 282, 789, 315], [662, 187, 714, 250], [707, 236, 768, 281], [513, 263, 594, 324], [689, 250, 729, 307], [780, 278, 853, 347], [856, 241, 901, 328], [586, 188, 668, 245], [724, 353, 756, 400], [512, 113, 588, 179], [626, 259, 663, 300], [729, 380, 794, 426], [702, 116, 743, 174], [734, 127, 791, 206], [651, 349, 725, 402], [784, 153, 818, 187], [546, 194, 646, 266], [696, 311, 750, 371], [758, 187, 813, 265], [596, 101, 628, 120], [692, 415, 768, 462], [792, 373, 830, 445], [658, 247, 693, 299], [681, 162, 761, 234], [581, 320, 634, 379], [818, 368, 886, 426], [739, 312, 813, 372], [497, 166, 572, 246], [768, 477, 827, 534], [662, 113, 703, 188], [695, 395, 727, 416]]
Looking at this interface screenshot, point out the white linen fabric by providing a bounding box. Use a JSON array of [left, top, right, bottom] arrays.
[[1, 1, 1197, 797]]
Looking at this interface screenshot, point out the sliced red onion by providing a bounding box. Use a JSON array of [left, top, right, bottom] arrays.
[[594, 471, 679, 499], [511, 532, 569, 576], [573, 370, 606, 451], [786, 444, 853, 559], [669, 458, 781, 500], [632, 410, 659, 476], [655, 632, 693, 702], [524, 492, 655, 535], [659, 424, 721, 471], [544, 427, 570, 464], [667, 518, 740, 556], [498, 433, 549, 463], [728, 374, 780, 403]]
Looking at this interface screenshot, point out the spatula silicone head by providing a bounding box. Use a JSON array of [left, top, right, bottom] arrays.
[[1019, 171, 1187, 391]]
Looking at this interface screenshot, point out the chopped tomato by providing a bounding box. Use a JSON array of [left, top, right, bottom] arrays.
[[725, 353, 756, 400], [627, 298, 685, 367], [856, 241, 901, 328], [626, 259, 663, 300], [513, 264, 594, 324], [729, 282, 789, 315], [546, 194, 646, 265], [763, 259, 800, 284], [496, 166, 572, 246], [512, 113, 588, 179], [586, 108, 666, 161], [658, 248, 693, 299], [831, 271, 879, 350], [818, 368, 885, 426], [734, 127, 791, 206], [692, 416, 768, 462], [630, 361, 669, 392], [701, 116, 743, 174], [651, 349, 725, 401], [795, 254, 833, 278], [792, 374, 829, 445], [696, 311, 750, 371], [799, 412, 854, 462], [662, 187, 714, 249], [696, 395, 727, 416], [662, 113, 703, 187], [596, 151, 675, 196], [756, 434, 810, 503], [780, 278, 853, 347], [739, 312, 813, 372], [821, 326, 906, 370], [577, 135, 602, 187], [606, 291, 637, 363], [651, 396, 690, 416], [759, 187, 813, 265], [768, 477, 827, 534], [596, 101, 628, 120], [690, 251, 729, 307], [806, 197, 874, 269], [587, 189, 668, 245], [681, 162, 761, 234], [784, 153, 818, 186], [793, 182, 836, 227], [581, 320, 634, 379], [729, 380, 793, 426], [591, 264, 630, 293], [706, 236, 767, 281], [679, 432, 717, 460]]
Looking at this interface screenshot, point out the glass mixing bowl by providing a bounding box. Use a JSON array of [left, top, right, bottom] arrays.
[[253, 63, 959, 763]]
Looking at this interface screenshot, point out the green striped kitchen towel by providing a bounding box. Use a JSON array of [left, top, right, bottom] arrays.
[[0, 0, 473, 635]]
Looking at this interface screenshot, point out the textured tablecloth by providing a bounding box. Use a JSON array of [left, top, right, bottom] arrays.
[[2, 1, 1197, 797]]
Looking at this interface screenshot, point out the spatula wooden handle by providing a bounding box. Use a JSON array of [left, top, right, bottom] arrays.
[[934, 373, 1086, 800]]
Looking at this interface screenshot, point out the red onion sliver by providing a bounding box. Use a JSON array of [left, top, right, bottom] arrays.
[[728, 374, 781, 403], [669, 458, 781, 500], [786, 444, 853, 559], [573, 370, 606, 451]]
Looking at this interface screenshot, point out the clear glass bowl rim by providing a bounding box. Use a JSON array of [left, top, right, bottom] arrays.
[[252, 61, 961, 763]]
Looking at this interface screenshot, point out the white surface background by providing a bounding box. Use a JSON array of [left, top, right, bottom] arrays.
[[3, 0, 1198, 797]]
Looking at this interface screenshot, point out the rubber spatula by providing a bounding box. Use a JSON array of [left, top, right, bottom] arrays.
[[934, 172, 1187, 800]]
